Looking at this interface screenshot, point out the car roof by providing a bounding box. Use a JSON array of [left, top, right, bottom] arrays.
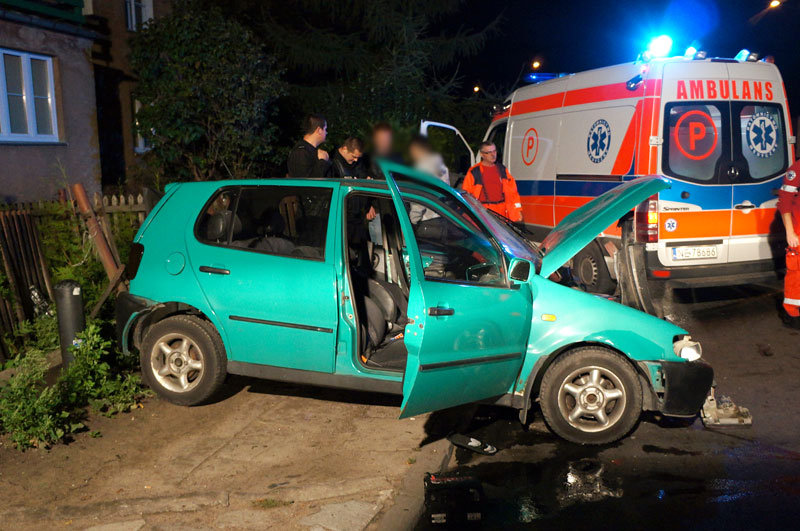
[[170, 178, 390, 189]]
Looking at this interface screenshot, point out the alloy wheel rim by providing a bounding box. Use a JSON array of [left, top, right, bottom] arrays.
[[150, 333, 204, 393], [557, 365, 626, 433]]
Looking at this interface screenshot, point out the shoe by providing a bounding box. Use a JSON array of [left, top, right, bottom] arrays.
[[781, 310, 800, 329]]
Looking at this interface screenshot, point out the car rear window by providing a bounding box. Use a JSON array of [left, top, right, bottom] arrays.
[[196, 185, 332, 260]]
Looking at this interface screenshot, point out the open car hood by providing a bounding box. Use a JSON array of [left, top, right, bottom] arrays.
[[539, 176, 670, 278]]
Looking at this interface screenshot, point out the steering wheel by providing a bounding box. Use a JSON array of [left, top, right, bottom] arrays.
[[466, 262, 500, 282]]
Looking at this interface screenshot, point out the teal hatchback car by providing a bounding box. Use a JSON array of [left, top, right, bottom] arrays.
[[117, 162, 712, 444]]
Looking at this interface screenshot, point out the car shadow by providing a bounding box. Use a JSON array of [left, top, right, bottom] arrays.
[[207, 373, 403, 408]]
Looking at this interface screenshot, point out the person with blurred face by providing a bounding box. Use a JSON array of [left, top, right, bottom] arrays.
[[366, 122, 403, 179], [408, 135, 449, 185], [287, 114, 330, 177]]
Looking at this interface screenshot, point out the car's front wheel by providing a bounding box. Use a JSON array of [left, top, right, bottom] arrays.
[[140, 315, 227, 405], [539, 347, 642, 445]]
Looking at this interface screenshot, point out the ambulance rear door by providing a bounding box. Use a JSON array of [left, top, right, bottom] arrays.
[[726, 63, 790, 265], [658, 61, 734, 268]]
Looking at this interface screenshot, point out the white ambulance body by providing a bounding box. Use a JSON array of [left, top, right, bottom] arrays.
[[430, 54, 796, 298]]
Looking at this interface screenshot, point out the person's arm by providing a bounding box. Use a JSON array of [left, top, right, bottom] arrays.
[[505, 173, 524, 222], [312, 156, 331, 178], [783, 212, 799, 248], [461, 169, 481, 199], [778, 178, 798, 247]]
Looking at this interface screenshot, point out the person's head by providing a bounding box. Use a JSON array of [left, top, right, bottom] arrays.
[[339, 137, 364, 164], [302, 114, 327, 146], [371, 122, 394, 156], [408, 135, 433, 163], [478, 141, 497, 165]]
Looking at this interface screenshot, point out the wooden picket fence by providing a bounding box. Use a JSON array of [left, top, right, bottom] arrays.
[[0, 192, 149, 360]]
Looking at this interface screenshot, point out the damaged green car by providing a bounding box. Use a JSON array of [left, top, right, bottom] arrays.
[[117, 161, 713, 444]]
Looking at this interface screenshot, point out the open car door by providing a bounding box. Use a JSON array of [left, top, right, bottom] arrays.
[[419, 120, 477, 175], [380, 160, 533, 418]]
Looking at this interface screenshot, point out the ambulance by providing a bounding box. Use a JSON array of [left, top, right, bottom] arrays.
[[425, 46, 796, 312]]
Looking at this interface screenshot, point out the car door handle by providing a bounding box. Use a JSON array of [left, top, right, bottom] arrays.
[[734, 202, 756, 210], [199, 266, 230, 275], [428, 307, 454, 316]]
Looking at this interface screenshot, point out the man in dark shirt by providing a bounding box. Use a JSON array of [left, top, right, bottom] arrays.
[[287, 114, 330, 177], [329, 137, 367, 179]]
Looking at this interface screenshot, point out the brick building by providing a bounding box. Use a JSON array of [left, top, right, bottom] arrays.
[[86, 0, 171, 190], [0, 1, 171, 201], [0, 0, 100, 202]]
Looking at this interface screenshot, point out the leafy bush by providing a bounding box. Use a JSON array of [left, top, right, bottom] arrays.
[[0, 324, 149, 449], [130, 0, 286, 183]]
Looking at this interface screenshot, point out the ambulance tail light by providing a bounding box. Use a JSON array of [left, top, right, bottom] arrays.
[[635, 196, 659, 243]]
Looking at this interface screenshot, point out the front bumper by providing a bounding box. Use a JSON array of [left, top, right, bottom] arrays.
[[660, 360, 714, 417], [115, 292, 149, 350]]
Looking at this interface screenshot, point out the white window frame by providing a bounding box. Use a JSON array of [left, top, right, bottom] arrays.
[[133, 98, 151, 154], [125, 0, 153, 32], [0, 48, 59, 144]]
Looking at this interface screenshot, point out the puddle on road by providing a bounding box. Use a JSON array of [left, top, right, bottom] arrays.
[[417, 406, 800, 529]]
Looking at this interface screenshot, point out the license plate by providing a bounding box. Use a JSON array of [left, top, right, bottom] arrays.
[[671, 245, 718, 260]]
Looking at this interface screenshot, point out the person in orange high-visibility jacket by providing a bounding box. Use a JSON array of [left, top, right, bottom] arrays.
[[777, 158, 800, 326], [462, 141, 523, 222]]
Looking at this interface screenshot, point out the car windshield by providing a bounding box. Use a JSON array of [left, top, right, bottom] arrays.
[[459, 192, 541, 265]]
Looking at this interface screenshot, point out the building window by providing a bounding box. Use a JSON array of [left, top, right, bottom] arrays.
[[125, 0, 153, 31], [133, 99, 151, 153], [0, 48, 58, 143]]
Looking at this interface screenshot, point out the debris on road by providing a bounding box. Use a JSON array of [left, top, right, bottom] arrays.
[[557, 459, 623, 508], [701, 388, 752, 427], [447, 433, 497, 455], [423, 473, 484, 525]]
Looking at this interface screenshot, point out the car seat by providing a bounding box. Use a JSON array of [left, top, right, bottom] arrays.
[[203, 211, 242, 243]]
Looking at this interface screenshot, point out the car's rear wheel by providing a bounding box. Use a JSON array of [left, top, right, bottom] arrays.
[[539, 347, 642, 445], [140, 315, 227, 405]]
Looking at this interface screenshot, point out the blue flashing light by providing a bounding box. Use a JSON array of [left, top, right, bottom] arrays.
[[525, 72, 558, 83], [647, 35, 673, 58], [734, 49, 750, 61], [684, 46, 697, 58]]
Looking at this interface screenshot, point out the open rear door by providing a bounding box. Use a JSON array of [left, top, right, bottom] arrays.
[[379, 161, 532, 418]]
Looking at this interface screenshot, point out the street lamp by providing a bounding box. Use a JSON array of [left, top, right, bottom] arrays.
[[473, 85, 480, 93], [532, 60, 541, 69], [769, 0, 781, 7]]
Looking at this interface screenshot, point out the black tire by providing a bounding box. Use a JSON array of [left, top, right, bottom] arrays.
[[572, 242, 615, 295], [539, 347, 642, 445], [140, 315, 227, 406]]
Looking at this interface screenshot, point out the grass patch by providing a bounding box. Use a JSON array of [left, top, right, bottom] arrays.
[[252, 498, 293, 509]]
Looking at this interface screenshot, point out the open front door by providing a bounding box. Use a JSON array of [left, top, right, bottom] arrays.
[[380, 161, 532, 418]]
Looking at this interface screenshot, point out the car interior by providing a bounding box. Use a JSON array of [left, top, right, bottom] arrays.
[[345, 193, 411, 372], [345, 190, 505, 372], [199, 186, 332, 260]]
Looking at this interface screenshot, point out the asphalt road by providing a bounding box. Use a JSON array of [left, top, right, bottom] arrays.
[[413, 283, 800, 530]]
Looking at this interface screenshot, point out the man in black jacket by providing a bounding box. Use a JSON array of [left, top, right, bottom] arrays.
[[329, 137, 367, 179], [287, 114, 330, 177]]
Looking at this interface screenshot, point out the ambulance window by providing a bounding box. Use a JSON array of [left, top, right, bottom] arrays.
[[487, 122, 507, 164], [737, 104, 786, 181], [664, 103, 725, 184]]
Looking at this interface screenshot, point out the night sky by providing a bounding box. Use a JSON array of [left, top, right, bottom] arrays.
[[462, 0, 799, 127]]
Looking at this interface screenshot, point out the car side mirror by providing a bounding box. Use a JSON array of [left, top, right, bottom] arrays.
[[509, 258, 532, 282]]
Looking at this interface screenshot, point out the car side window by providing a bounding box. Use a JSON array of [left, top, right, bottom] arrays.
[[403, 198, 505, 286], [196, 185, 332, 260]]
